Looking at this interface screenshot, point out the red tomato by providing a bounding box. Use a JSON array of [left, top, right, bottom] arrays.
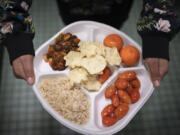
[[131, 77, 141, 88], [114, 103, 129, 119], [104, 34, 123, 51], [101, 104, 115, 117], [118, 71, 136, 81], [111, 94, 120, 107], [126, 83, 134, 95], [114, 79, 129, 90], [105, 85, 116, 99], [98, 67, 111, 84], [130, 88, 140, 103], [102, 116, 117, 126], [118, 90, 131, 104]]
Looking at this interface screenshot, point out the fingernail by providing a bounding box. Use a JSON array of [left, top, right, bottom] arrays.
[[153, 80, 160, 87], [27, 77, 34, 85]]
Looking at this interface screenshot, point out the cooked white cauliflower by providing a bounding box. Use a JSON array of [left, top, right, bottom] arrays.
[[104, 47, 121, 66], [69, 68, 88, 84], [81, 55, 107, 75], [64, 51, 84, 68]]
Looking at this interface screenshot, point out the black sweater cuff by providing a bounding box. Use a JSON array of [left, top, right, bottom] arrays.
[[142, 35, 169, 60], [3, 33, 35, 64]]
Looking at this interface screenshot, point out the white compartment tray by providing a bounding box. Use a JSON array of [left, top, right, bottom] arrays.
[[33, 21, 154, 135]]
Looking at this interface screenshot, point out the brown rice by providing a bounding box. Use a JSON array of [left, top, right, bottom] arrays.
[[38, 77, 90, 125]]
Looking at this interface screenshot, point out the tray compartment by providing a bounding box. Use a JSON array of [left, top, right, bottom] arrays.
[[94, 67, 153, 134]]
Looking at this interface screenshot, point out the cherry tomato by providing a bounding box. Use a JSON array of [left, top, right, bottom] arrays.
[[101, 104, 115, 117], [105, 85, 116, 99], [118, 90, 131, 104], [118, 71, 136, 81], [126, 83, 133, 95], [114, 103, 129, 119], [98, 67, 111, 84], [102, 116, 117, 126], [131, 77, 141, 88], [114, 79, 129, 90], [112, 94, 120, 107], [103, 34, 123, 51], [130, 88, 140, 103]]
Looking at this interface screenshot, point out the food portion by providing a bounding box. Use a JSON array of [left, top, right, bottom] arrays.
[[118, 70, 137, 81], [104, 47, 122, 66], [39, 77, 90, 125], [63, 51, 84, 68], [81, 75, 102, 91], [101, 70, 141, 127], [98, 67, 111, 84], [120, 45, 140, 66], [43, 33, 80, 70], [64, 41, 121, 91], [69, 68, 88, 84], [104, 34, 123, 51], [81, 55, 107, 75]]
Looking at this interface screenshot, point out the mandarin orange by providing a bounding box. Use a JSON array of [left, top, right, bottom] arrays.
[[104, 34, 123, 51], [120, 45, 140, 66]]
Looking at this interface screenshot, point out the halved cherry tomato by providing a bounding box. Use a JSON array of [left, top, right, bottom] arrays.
[[104, 34, 123, 51], [118, 71, 136, 81], [98, 67, 111, 84], [130, 88, 140, 103], [111, 94, 120, 107], [102, 116, 117, 126], [105, 85, 116, 99], [114, 79, 129, 90], [101, 104, 115, 117], [118, 90, 131, 104], [114, 103, 129, 119]]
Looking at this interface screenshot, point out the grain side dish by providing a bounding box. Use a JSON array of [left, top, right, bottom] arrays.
[[39, 77, 90, 125]]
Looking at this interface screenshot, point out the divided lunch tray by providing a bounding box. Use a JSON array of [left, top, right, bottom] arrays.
[[33, 21, 154, 135]]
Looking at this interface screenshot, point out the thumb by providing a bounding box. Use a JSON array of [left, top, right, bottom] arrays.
[[145, 58, 161, 87], [22, 55, 35, 85], [159, 58, 169, 81]]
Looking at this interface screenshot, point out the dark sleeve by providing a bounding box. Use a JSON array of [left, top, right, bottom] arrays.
[[0, 0, 35, 64], [137, 0, 180, 60]]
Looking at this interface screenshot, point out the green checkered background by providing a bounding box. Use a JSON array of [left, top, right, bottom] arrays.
[[0, 0, 180, 135]]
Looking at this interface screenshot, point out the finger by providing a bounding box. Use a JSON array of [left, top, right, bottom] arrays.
[[145, 58, 161, 87], [12, 58, 26, 80], [159, 58, 169, 81], [21, 55, 35, 85]]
